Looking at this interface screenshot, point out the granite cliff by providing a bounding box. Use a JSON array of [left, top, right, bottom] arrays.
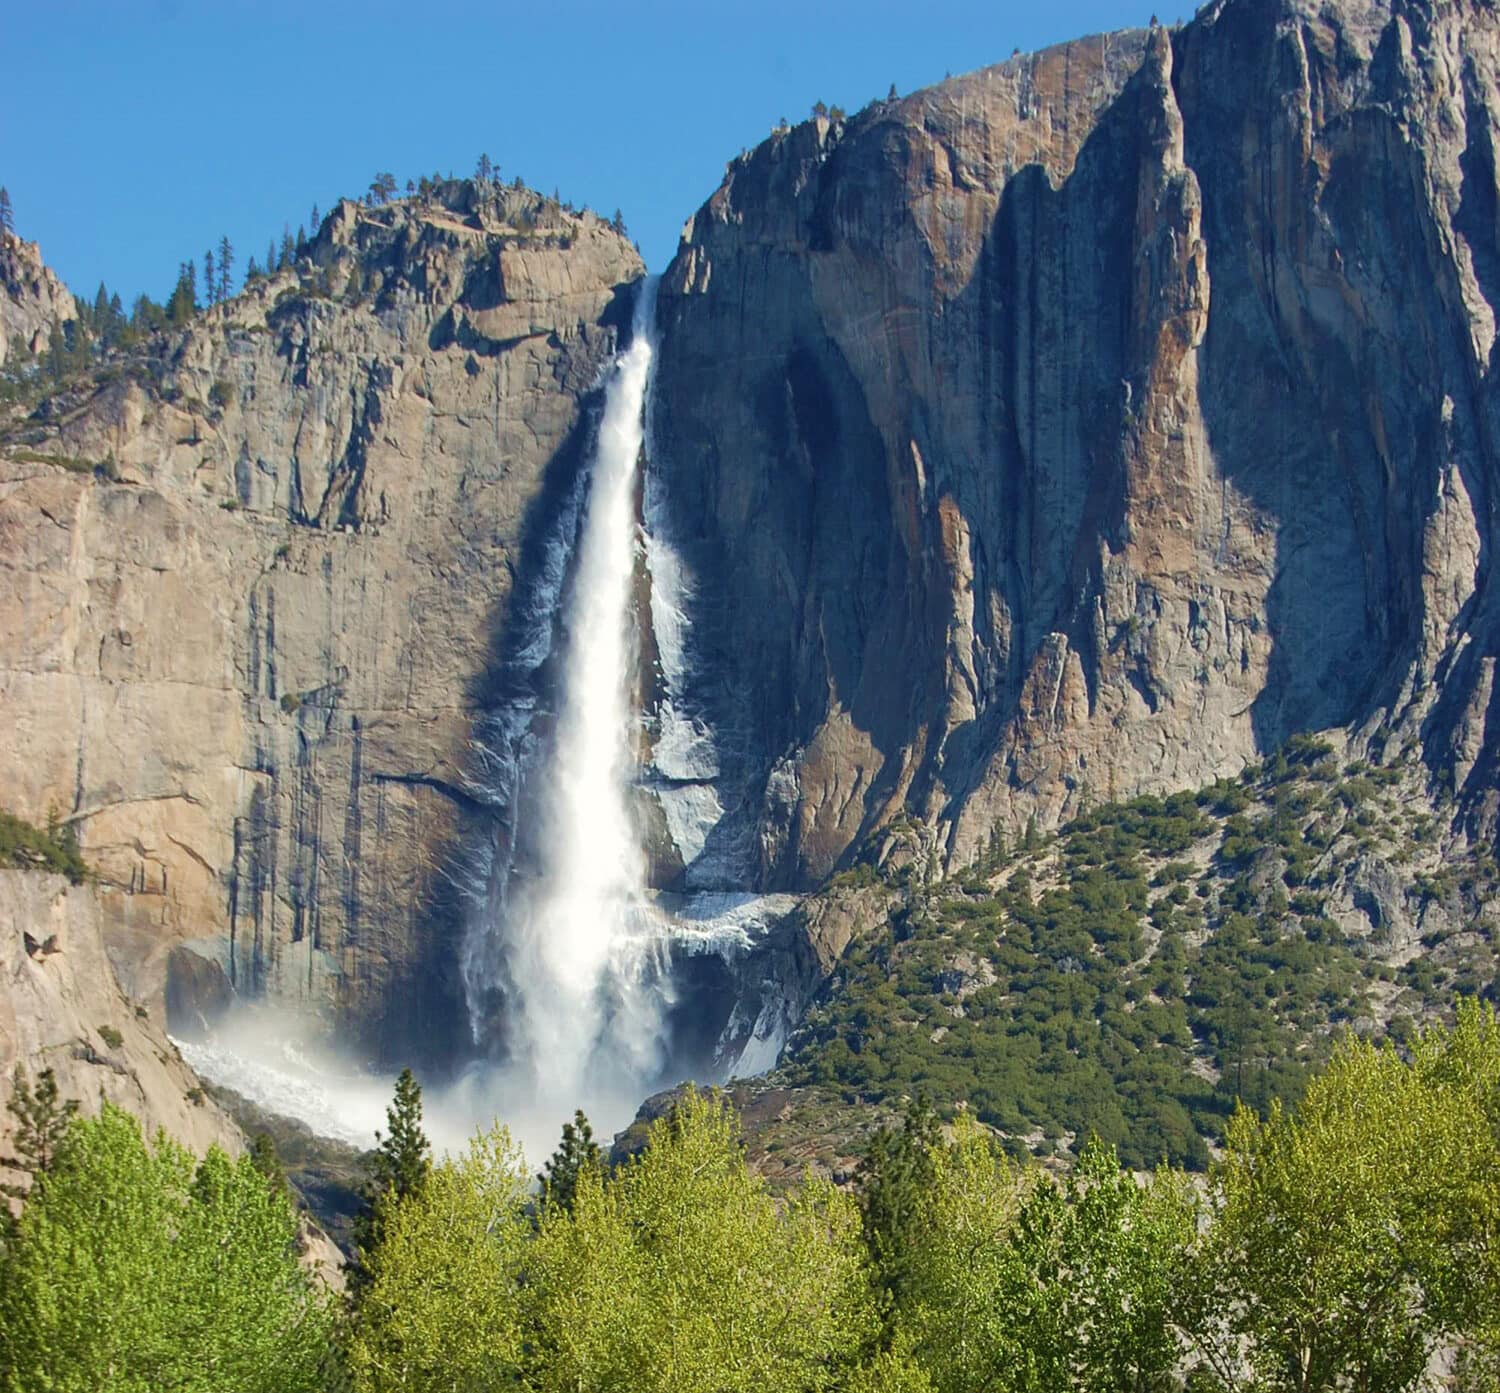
[[0, 184, 642, 1064], [0, 228, 75, 368], [653, 0, 1500, 890]]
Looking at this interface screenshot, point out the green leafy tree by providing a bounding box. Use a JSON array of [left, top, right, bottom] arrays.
[[864, 1110, 1194, 1393], [0, 1103, 329, 1392], [526, 1087, 877, 1392], [349, 1125, 530, 1392], [1188, 1006, 1500, 1391], [993, 1138, 1194, 1391], [540, 1108, 601, 1213]]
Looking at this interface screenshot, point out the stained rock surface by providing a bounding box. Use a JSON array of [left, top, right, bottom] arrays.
[[0, 186, 642, 1061], [653, 0, 1500, 885]]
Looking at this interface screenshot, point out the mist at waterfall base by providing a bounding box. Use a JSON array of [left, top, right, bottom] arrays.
[[177, 280, 769, 1170]]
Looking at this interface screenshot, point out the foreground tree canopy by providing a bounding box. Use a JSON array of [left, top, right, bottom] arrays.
[[2, 1004, 1498, 1391], [0, 1104, 331, 1393]]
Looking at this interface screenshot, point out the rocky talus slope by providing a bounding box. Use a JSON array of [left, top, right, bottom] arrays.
[[0, 185, 642, 1061], [653, 0, 1500, 888]]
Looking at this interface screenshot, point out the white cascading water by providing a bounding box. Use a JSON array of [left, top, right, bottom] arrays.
[[476, 278, 671, 1145], [175, 277, 792, 1163]]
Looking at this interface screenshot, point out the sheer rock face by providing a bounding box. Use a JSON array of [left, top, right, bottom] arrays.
[[0, 229, 76, 366], [652, 0, 1500, 885], [0, 189, 642, 1062]]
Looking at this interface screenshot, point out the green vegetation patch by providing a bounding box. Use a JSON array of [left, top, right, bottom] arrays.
[[0, 808, 88, 884], [778, 751, 1499, 1170]]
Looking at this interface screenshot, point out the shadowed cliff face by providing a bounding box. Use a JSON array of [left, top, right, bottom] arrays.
[[652, 0, 1500, 886], [0, 185, 643, 1064]]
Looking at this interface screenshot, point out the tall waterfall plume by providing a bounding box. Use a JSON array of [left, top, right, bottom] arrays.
[[459, 279, 672, 1153]]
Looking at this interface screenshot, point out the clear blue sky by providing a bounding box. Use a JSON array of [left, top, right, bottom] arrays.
[[5, 0, 1159, 305]]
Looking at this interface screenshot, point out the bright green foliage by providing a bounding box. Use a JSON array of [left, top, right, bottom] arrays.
[[349, 1125, 531, 1392], [992, 1139, 1194, 1391], [347, 1087, 878, 1390], [880, 1115, 1193, 1393], [1190, 1002, 1500, 1391], [526, 1087, 877, 1392], [0, 1103, 328, 1393]]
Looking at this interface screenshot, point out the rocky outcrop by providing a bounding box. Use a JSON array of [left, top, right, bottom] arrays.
[[0, 185, 643, 1062], [0, 229, 75, 366], [652, 0, 1500, 884], [0, 870, 242, 1176]]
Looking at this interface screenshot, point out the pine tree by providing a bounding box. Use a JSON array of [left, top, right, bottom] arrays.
[[540, 1109, 602, 1213], [46, 316, 66, 380], [1, 1066, 78, 1193], [266, 238, 277, 277], [309, 203, 319, 233], [203, 250, 216, 306], [279, 225, 294, 270], [475, 152, 493, 184], [350, 1067, 431, 1291], [66, 319, 91, 374], [0, 186, 12, 233], [368, 172, 396, 205], [247, 1131, 289, 1202], [218, 234, 233, 300], [611, 208, 628, 237], [166, 262, 196, 326], [88, 281, 117, 346], [857, 1094, 942, 1318]]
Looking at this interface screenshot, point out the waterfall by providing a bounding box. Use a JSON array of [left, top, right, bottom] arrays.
[[459, 279, 673, 1151], [165, 277, 798, 1164]]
